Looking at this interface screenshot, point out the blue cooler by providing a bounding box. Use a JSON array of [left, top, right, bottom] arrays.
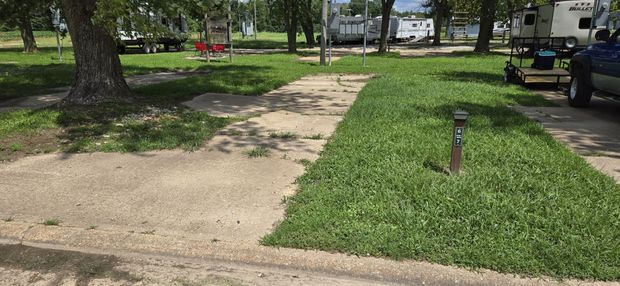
[[531, 50, 556, 70]]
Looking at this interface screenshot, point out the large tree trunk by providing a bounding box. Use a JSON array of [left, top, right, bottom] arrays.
[[61, 0, 131, 105], [18, 15, 38, 53], [378, 0, 395, 53], [282, 0, 298, 52], [474, 0, 497, 53], [432, 0, 445, 46], [301, 0, 315, 47]]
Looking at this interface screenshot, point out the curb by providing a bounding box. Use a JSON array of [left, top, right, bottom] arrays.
[[1, 221, 614, 286]]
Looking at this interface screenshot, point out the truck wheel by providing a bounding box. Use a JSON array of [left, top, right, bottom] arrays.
[[568, 72, 593, 108]]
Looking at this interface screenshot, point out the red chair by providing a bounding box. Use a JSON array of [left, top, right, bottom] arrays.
[[194, 42, 207, 55], [210, 44, 225, 53]]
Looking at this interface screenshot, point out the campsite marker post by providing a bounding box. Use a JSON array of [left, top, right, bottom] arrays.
[[450, 110, 469, 175]]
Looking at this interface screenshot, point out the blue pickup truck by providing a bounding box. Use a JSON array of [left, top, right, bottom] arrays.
[[568, 28, 620, 107]]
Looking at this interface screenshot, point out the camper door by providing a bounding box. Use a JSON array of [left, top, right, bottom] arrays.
[[520, 10, 538, 38]]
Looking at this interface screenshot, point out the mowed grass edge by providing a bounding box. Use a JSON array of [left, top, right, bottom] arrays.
[[263, 58, 620, 280]]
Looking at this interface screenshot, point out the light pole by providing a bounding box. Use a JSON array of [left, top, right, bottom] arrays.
[[363, 0, 369, 67], [253, 0, 257, 40]]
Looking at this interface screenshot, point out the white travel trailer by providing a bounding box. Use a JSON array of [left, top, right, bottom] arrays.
[[117, 13, 188, 54], [510, 0, 609, 50], [393, 16, 435, 41]]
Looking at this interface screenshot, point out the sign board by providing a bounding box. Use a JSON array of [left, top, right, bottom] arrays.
[[207, 17, 231, 44], [454, 127, 464, 147]]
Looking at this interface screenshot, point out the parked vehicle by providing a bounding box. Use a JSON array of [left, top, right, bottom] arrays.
[[568, 28, 620, 107], [393, 16, 435, 42], [117, 13, 188, 54], [493, 22, 510, 37], [510, 0, 609, 50]]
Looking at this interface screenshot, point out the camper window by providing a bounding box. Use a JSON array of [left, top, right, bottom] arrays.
[[412, 23, 418, 27], [524, 14, 536, 25], [578, 18, 592, 29], [427, 23, 431, 28]]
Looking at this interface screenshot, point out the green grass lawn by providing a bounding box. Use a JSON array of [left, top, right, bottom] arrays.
[[0, 44, 619, 280], [0, 31, 311, 99]]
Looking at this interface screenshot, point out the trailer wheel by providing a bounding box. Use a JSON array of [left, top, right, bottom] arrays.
[[142, 44, 151, 54], [150, 44, 158, 54], [568, 71, 593, 108]]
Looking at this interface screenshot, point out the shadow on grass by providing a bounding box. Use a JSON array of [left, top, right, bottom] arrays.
[[432, 70, 558, 107], [0, 63, 209, 100]]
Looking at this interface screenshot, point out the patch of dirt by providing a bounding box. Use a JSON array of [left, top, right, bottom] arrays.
[[0, 129, 62, 163], [0, 244, 140, 286]]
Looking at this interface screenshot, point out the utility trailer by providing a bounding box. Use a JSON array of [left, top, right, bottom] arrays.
[[510, 0, 609, 51], [327, 15, 382, 43], [117, 13, 188, 54]]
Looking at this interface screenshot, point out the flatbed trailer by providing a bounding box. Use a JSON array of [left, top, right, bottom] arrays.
[[504, 36, 572, 86]]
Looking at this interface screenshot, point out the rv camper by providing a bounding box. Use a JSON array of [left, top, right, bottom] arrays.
[[510, 0, 609, 50], [393, 16, 435, 42], [117, 13, 188, 54]]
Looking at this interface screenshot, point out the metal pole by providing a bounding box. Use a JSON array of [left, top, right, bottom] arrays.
[[229, 4, 233, 63], [363, 0, 368, 67], [254, 0, 258, 40], [204, 13, 210, 63], [329, 35, 332, 66], [587, 0, 600, 45], [320, 0, 328, 65], [55, 28, 62, 62]]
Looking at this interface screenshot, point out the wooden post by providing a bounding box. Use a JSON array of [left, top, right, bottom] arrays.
[[450, 110, 469, 175], [204, 13, 210, 63]]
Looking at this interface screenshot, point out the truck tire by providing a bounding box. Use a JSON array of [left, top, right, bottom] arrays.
[[568, 70, 593, 108]]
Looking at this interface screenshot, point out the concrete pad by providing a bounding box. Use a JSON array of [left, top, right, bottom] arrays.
[[515, 89, 620, 182], [219, 111, 341, 138], [586, 156, 620, 182], [182, 93, 276, 117], [185, 75, 372, 117], [298, 56, 341, 63], [0, 150, 303, 244], [207, 135, 326, 162], [1, 74, 371, 246]]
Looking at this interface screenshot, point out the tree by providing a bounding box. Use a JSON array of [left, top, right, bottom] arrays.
[[60, 0, 131, 104], [0, 0, 50, 53], [378, 0, 396, 53], [474, 0, 497, 52], [425, 0, 450, 46], [279, 0, 299, 52], [300, 0, 316, 47]]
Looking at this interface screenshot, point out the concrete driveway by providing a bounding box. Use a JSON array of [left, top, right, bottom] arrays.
[[516, 89, 620, 182]]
